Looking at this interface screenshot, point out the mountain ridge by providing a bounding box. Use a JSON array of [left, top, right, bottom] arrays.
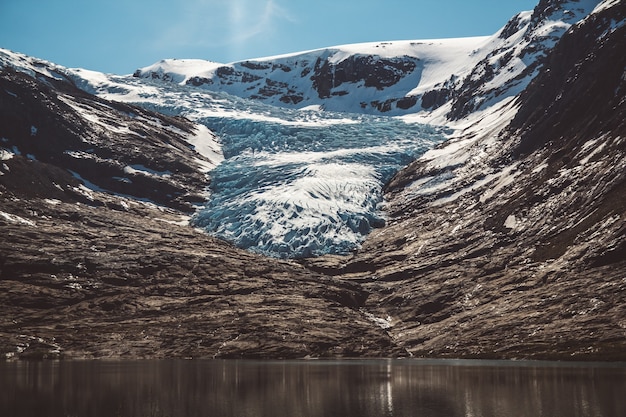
[[132, 0, 598, 122]]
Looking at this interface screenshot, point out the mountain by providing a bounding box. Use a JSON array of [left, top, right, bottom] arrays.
[[304, 0, 626, 359], [133, 0, 598, 120], [0, 48, 408, 359], [1, 0, 624, 360]]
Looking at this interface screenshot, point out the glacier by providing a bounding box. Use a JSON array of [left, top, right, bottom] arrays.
[[57, 71, 448, 258], [193, 109, 447, 258]]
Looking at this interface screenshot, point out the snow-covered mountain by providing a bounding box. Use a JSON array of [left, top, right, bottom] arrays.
[[4, 0, 598, 259], [133, 0, 599, 120], [1, 51, 452, 259], [0, 0, 624, 360], [133, 38, 483, 116]]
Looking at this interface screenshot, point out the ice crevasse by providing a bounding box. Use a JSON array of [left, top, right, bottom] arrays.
[[192, 110, 447, 258]]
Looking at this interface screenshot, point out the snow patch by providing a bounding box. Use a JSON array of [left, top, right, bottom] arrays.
[[479, 163, 521, 203], [0, 211, 36, 227], [504, 215, 520, 231], [578, 135, 609, 165], [0, 148, 14, 161], [123, 164, 171, 178], [591, 0, 622, 15], [185, 124, 223, 172], [155, 215, 191, 227], [532, 160, 549, 174], [361, 309, 393, 330]]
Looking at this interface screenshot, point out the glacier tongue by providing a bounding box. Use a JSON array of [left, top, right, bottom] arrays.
[[57, 68, 447, 258], [192, 111, 447, 258]]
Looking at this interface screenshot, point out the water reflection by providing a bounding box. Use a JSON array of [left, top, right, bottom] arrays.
[[1, 359, 625, 417]]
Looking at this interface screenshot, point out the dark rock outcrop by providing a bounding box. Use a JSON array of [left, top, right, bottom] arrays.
[[310, 55, 419, 99], [510, 0, 626, 156]]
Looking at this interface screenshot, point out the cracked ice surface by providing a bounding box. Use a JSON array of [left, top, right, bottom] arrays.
[[193, 110, 447, 258]]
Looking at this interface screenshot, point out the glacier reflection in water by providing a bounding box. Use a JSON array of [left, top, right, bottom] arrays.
[[192, 110, 447, 258], [2, 359, 625, 417]]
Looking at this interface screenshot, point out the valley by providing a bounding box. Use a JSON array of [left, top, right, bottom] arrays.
[[0, 0, 624, 360]]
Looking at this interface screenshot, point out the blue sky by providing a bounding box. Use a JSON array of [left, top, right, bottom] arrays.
[[1, 0, 537, 74]]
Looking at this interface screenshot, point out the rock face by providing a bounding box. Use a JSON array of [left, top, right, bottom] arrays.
[[309, 55, 419, 99], [1, 0, 625, 361]]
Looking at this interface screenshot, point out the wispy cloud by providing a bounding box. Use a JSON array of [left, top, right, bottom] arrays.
[[154, 0, 296, 60], [228, 0, 296, 43]]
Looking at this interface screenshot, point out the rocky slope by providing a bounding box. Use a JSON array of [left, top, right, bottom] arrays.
[[0, 195, 401, 359], [0, 61, 400, 359], [1, 0, 625, 360], [0, 63, 221, 212], [305, 0, 626, 360]]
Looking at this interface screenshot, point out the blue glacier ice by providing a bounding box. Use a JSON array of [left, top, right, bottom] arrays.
[[192, 108, 447, 258]]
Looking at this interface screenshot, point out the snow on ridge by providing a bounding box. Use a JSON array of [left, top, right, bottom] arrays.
[[254, 36, 491, 64], [185, 124, 224, 173], [137, 36, 489, 74], [0, 48, 67, 82], [136, 59, 223, 84], [133, 36, 493, 116], [592, 0, 621, 14]]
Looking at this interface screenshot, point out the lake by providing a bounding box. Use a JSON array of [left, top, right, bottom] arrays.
[[1, 359, 625, 417]]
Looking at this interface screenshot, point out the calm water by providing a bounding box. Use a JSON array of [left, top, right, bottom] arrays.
[[1, 359, 625, 417]]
